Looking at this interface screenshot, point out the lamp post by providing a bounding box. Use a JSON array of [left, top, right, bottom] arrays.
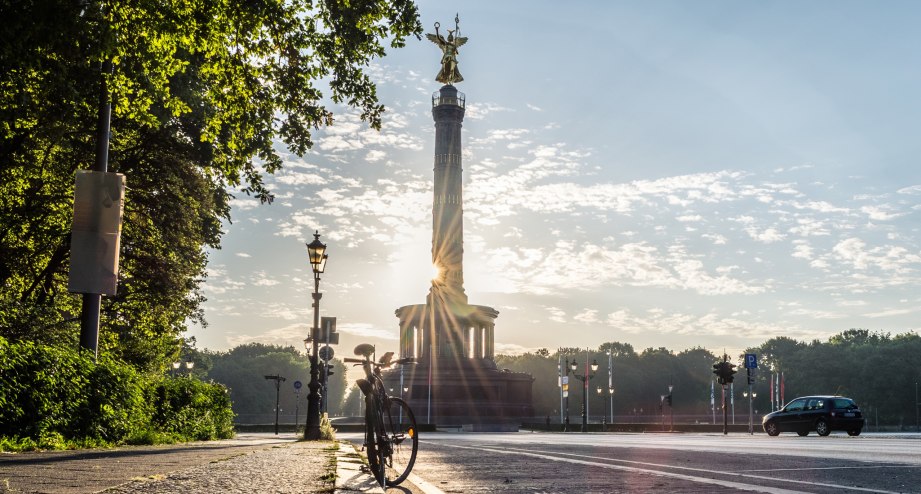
[[606, 350, 613, 425], [743, 390, 758, 435], [568, 352, 598, 432], [171, 361, 180, 377], [668, 384, 674, 431], [264, 374, 287, 435], [305, 230, 328, 440], [596, 386, 613, 431]]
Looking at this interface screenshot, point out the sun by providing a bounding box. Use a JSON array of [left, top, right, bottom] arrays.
[[431, 263, 442, 281]]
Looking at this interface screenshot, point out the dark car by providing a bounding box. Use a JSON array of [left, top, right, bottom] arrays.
[[762, 395, 864, 437]]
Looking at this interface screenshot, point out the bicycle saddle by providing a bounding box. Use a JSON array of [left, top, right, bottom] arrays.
[[354, 343, 375, 358]]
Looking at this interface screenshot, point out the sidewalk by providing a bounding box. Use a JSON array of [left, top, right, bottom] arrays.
[[0, 434, 383, 493]]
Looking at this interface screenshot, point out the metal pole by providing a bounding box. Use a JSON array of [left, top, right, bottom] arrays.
[[564, 357, 570, 432], [559, 352, 564, 425], [608, 351, 613, 424], [723, 384, 729, 435], [748, 383, 754, 435], [79, 60, 114, 360], [399, 365, 404, 423], [916, 382, 919, 433], [564, 386, 570, 432], [294, 389, 300, 432], [274, 377, 281, 435], [581, 376, 587, 432], [584, 349, 589, 430], [305, 274, 322, 440]]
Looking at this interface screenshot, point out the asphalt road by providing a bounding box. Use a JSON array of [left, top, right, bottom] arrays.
[[340, 431, 921, 494]]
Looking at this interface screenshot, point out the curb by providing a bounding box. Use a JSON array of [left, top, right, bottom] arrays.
[[334, 441, 385, 493]]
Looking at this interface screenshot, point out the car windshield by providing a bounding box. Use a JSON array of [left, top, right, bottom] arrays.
[[833, 398, 858, 410]]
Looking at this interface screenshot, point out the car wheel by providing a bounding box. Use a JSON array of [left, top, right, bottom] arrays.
[[815, 419, 830, 436], [797, 430, 809, 436], [847, 429, 861, 436], [764, 421, 780, 436]]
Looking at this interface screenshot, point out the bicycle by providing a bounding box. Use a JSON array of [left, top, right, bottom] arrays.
[[344, 343, 418, 487]]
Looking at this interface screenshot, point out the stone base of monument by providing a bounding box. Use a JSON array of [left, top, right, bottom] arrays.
[[383, 360, 533, 427]]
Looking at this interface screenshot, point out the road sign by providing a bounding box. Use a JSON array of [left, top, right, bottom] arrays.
[[308, 327, 339, 344], [293, 380, 302, 390], [321, 316, 336, 335], [319, 345, 334, 361], [744, 353, 758, 369]]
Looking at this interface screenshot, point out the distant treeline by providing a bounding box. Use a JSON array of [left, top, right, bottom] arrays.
[[495, 329, 921, 427]]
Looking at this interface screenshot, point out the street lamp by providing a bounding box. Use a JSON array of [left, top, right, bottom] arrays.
[[743, 390, 758, 435], [568, 353, 598, 432], [265, 374, 287, 435], [305, 230, 328, 440], [171, 361, 180, 377], [668, 384, 674, 431], [596, 386, 613, 431]]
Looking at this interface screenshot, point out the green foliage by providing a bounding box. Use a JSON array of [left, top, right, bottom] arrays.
[[499, 332, 921, 427], [0, 0, 422, 370], [0, 336, 233, 450], [204, 343, 347, 423], [320, 414, 337, 441], [747, 329, 921, 425], [146, 377, 235, 441]]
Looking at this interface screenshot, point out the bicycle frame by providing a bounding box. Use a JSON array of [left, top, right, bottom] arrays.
[[345, 347, 418, 487]]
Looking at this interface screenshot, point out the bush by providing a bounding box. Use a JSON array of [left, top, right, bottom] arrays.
[[0, 336, 234, 450]]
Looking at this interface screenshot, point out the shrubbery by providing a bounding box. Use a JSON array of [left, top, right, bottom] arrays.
[[0, 336, 234, 450]]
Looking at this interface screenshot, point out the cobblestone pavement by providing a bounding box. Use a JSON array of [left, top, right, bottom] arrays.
[[0, 434, 361, 494]]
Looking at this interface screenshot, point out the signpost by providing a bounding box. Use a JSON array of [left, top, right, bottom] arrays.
[[744, 354, 758, 435], [293, 380, 302, 432]]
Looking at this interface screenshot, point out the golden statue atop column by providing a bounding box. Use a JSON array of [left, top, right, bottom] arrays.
[[427, 14, 468, 85]]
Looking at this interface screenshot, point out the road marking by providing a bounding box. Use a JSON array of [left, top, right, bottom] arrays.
[[743, 465, 917, 472], [437, 443, 902, 494]]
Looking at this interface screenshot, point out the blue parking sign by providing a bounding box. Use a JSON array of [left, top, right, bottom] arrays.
[[744, 353, 758, 369]]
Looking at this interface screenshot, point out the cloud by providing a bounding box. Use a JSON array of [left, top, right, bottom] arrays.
[[604, 308, 823, 340], [486, 240, 765, 296], [337, 322, 398, 340], [226, 323, 307, 348]]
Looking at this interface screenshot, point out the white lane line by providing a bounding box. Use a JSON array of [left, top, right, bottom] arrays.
[[437, 443, 807, 494], [439, 443, 902, 494], [527, 448, 903, 494], [743, 466, 916, 473]]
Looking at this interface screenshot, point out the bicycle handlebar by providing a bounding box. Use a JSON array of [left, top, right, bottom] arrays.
[[341, 356, 417, 367]]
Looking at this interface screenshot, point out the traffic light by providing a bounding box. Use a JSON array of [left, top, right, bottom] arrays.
[[325, 363, 335, 377], [666, 394, 672, 406], [723, 361, 737, 384], [713, 362, 722, 382], [747, 368, 754, 385]]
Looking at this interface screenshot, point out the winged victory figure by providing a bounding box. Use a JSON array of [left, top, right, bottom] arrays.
[[426, 15, 468, 85]]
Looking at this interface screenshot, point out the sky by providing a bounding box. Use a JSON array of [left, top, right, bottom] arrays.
[[188, 1, 921, 363]]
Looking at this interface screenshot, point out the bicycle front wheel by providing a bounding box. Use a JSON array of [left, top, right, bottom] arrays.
[[381, 397, 418, 486]]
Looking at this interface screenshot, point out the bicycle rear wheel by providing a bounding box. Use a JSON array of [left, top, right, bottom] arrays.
[[364, 397, 386, 487], [381, 397, 418, 486]]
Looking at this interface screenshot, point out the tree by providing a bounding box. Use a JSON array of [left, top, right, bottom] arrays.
[[0, 0, 422, 369], [206, 343, 348, 422]]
